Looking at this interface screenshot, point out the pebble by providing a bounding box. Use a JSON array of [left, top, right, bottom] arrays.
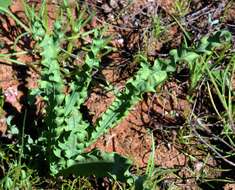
[[101, 4, 112, 13], [109, 0, 118, 8]]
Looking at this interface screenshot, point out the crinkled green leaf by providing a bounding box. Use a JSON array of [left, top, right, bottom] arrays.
[[91, 60, 167, 143], [64, 92, 79, 116]]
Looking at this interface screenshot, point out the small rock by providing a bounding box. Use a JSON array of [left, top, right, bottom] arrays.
[[4, 87, 18, 104], [194, 161, 203, 172], [101, 4, 112, 13], [109, 0, 118, 8], [119, 0, 129, 7]]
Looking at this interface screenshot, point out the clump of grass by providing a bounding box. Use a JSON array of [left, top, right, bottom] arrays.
[[172, 0, 191, 17], [152, 15, 166, 40]]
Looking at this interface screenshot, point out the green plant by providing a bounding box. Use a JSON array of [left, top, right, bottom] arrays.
[[170, 30, 232, 93], [2, 1, 235, 188], [19, 0, 169, 178]]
